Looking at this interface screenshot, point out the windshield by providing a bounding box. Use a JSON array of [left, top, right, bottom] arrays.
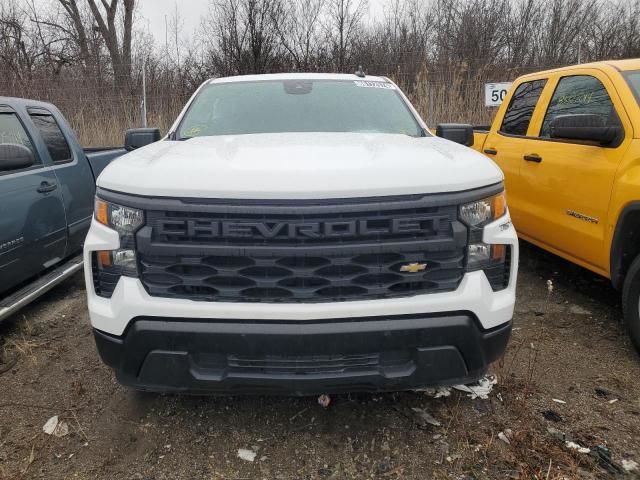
[[176, 79, 424, 139], [625, 70, 640, 105]]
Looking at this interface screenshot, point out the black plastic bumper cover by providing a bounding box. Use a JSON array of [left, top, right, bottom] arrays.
[[93, 313, 511, 395]]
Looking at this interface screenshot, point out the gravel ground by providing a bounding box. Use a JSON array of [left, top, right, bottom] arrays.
[[1, 241, 640, 480]]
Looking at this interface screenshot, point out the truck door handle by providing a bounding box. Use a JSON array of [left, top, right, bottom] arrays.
[[523, 154, 542, 163], [37, 181, 58, 193], [484, 148, 498, 155]]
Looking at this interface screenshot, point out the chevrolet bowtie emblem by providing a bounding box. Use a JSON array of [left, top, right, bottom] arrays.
[[400, 263, 427, 273]]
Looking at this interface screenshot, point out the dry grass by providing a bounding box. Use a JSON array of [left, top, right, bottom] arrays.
[[1, 76, 188, 147], [2, 65, 508, 147], [62, 94, 187, 147], [397, 68, 498, 128], [5, 335, 46, 366], [0, 318, 47, 371]]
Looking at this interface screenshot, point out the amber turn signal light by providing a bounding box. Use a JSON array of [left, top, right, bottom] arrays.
[[95, 198, 109, 226], [493, 193, 506, 219], [97, 250, 112, 268], [492, 244, 506, 261]]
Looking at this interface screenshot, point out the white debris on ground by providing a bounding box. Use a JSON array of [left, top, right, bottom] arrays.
[[452, 375, 498, 400], [547, 426, 565, 441], [416, 386, 451, 398], [42, 416, 69, 437], [547, 414, 592, 455], [552, 398, 567, 404], [498, 430, 512, 445], [237, 448, 257, 462], [565, 441, 590, 454], [418, 375, 498, 400], [568, 304, 592, 316], [411, 407, 441, 427], [622, 459, 639, 473], [317, 394, 331, 408]]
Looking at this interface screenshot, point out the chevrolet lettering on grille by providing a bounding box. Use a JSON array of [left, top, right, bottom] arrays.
[[155, 216, 449, 240]]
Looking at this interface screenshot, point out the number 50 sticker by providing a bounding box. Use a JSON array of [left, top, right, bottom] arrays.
[[484, 82, 512, 107]]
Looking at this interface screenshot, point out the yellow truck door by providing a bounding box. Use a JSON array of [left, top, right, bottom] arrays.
[[517, 70, 632, 276], [481, 79, 548, 227]]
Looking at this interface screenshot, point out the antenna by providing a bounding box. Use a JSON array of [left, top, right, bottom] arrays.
[[354, 65, 366, 78]]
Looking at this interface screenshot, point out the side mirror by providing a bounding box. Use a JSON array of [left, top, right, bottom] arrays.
[[550, 114, 622, 146], [0, 143, 35, 172], [435, 123, 474, 147], [124, 128, 161, 152]]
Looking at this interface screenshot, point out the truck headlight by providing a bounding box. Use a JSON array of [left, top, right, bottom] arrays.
[[95, 198, 144, 235], [461, 192, 510, 291], [459, 192, 506, 227], [92, 198, 143, 297]]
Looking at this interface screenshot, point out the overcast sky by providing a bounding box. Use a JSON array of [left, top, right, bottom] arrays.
[[137, 0, 210, 43], [137, 0, 386, 44]]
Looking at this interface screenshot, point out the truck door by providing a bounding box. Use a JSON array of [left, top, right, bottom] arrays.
[[27, 107, 96, 256], [0, 107, 67, 295], [482, 79, 548, 227], [517, 72, 631, 274]]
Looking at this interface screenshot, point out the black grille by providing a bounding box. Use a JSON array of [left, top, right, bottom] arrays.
[[135, 195, 469, 303], [194, 350, 413, 376], [228, 353, 382, 375], [139, 249, 465, 302]]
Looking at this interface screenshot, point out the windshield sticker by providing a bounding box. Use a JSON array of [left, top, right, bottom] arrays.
[[557, 92, 594, 105], [354, 80, 395, 89], [184, 125, 204, 137]]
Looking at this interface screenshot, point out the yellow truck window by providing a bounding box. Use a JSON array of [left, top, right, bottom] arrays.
[[500, 79, 546, 136], [540, 75, 620, 138], [624, 70, 640, 104]]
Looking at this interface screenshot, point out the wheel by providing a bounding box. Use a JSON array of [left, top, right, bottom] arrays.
[[622, 254, 640, 354]]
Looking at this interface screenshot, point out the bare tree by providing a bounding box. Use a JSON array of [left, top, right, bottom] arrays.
[[503, 0, 543, 68], [202, 0, 284, 75], [0, 2, 37, 81], [86, 0, 135, 86], [538, 0, 596, 65], [55, 0, 91, 66], [275, 0, 325, 71], [367, 0, 432, 80], [324, 0, 367, 71], [618, 0, 640, 57]]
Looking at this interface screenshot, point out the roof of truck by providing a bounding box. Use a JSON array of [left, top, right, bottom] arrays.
[[520, 58, 640, 79], [604, 58, 640, 71], [207, 73, 390, 84], [0, 96, 57, 110]]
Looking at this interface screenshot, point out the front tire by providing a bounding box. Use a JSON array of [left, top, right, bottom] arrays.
[[622, 254, 640, 354]]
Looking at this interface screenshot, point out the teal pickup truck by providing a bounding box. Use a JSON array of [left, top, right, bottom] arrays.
[[0, 97, 158, 322]]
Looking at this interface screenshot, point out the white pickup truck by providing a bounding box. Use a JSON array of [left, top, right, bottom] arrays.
[[84, 73, 518, 395]]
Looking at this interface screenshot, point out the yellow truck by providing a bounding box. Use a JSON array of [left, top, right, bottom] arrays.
[[467, 59, 640, 351]]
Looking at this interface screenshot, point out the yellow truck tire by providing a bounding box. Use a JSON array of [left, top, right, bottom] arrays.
[[623, 254, 640, 354]]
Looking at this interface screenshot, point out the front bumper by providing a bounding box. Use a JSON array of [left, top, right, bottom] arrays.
[[94, 312, 511, 395], [84, 216, 518, 337], [85, 202, 518, 394]]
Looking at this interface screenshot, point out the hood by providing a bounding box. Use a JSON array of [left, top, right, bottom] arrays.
[[97, 132, 503, 199]]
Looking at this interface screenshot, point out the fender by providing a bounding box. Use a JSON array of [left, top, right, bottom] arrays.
[[610, 201, 640, 290]]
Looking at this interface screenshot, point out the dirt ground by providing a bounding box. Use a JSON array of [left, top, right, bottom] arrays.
[[1, 241, 640, 480]]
